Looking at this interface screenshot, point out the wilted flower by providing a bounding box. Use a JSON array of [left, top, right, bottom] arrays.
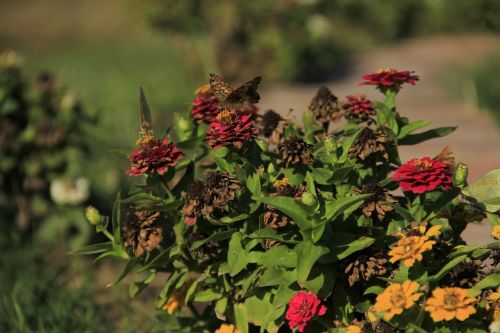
[[122, 210, 163, 257], [308, 86, 343, 127], [445, 251, 499, 288], [388, 234, 435, 267], [50, 177, 90, 206], [425, 287, 476, 321], [349, 127, 388, 161], [344, 94, 376, 124], [392, 157, 452, 194], [344, 250, 388, 286], [279, 137, 313, 167], [215, 323, 240, 333], [374, 281, 421, 320], [259, 110, 283, 137], [286, 291, 327, 332], [361, 68, 419, 91], [35, 71, 57, 94], [206, 111, 258, 149], [127, 137, 184, 176], [354, 183, 397, 220], [191, 84, 219, 124]]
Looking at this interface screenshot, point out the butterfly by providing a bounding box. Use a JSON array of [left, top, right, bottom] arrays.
[[434, 146, 455, 167], [209, 73, 261, 113], [139, 86, 153, 134]]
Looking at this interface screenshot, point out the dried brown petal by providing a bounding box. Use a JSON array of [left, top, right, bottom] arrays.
[[279, 137, 313, 167], [122, 210, 163, 257], [354, 183, 397, 220], [349, 127, 388, 161], [308, 86, 343, 126]]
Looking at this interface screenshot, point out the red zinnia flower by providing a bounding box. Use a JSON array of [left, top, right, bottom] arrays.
[[191, 84, 219, 124], [286, 291, 327, 333], [361, 68, 419, 90], [206, 111, 258, 149], [127, 137, 185, 176], [391, 157, 452, 194], [344, 93, 376, 123]]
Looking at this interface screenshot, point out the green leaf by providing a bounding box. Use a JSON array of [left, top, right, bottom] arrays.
[[398, 126, 456, 145], [70, 242, 113, 255], [228, 232, 249, 277], [137, 245, 174, 272], [340, 128, 363, 162], [324, 194, 373, 221], [193, 289, 222, 302], [397, 120, 431, 139], [107, 258, 138, 287], [364, 286, 384, 295], [234, 303, 249, 333], [243, 296, 274, 326], [248, 228, 300, 244], [429, 255, 467, 282], [382, 201, 414, 222], [295, 241, 329, 283], [219, 213, 250, 224], [301, 266, 335, 297], [260, 196, 311, 230], [191, 229, 235, 250], [112, 191, 121, 243], [474, 273, 500, 290], [462, 169, 500, 211], [259, 246, 297, 268], [247, 172, 262, 196], [320, 233, 375, 263]]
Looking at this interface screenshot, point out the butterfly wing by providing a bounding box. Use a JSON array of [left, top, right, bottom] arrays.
[[225, 76, 262, 104], [434, 146, 455, 167], [139, 87, 153, 133], [209, 73, 233, 101]]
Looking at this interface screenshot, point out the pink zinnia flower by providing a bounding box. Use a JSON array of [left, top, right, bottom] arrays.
[[344, 93, 376, 123], [191, 84, 219, 124], [127, 137, 184, 176], [361, 68, 419, 90], [286, 291, 327, 333], [206, 111, 258, 149], [391, 157, 452, 194]]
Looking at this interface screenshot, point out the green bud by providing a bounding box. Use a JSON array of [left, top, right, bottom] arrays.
[[324, 136, 337, 153], [453, 163, 468, 187], [177, 116, 192, 132], [301, 192, 317, 207], [267, 163, 276, 175], [85, 205, 101, 225]]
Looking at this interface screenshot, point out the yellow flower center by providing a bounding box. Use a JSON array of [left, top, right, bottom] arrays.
[[390, 292, 406, 307], [443, 293, 459, 309], [195, 83, 212, 97], [136, 133, 154, 146], [378, 67, 396, 73], [412, 158, 432, 170], [216, 110, 236, 124], [273, 178, 289, 189]]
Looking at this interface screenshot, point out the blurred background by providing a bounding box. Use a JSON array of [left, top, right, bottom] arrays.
[[0, 0, 498, 331]]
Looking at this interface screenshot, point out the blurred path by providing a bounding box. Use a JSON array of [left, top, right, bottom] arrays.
[[261, 34, 500, 244]]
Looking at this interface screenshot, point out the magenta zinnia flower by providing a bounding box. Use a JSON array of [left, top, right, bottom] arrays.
[[286, 291, 327, 333], [206, 111, 258, 149], [361, 68, 419, 90], [344, 93, 376, 123], [127, 137, 185, 176], [391, 157, 452, 194], [191, 84, 219, 124]]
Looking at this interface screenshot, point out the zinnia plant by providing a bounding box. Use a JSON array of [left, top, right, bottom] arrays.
[[78, 68, 500, 332]]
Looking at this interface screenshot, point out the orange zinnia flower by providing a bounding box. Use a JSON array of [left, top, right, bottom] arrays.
[[492, 225, 500, 240], [345, 325, 362, 333], [373, 280, 422, 320], [425, 287, 477, 321], [215, 323, 240, 333], [388, 235, 435, 267]]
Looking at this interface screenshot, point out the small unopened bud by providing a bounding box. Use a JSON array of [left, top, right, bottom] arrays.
[[301, 192, 317, 207], [267, 163, 276, 174], [324, 136, 337, 153], [85, 206, 101, 225], [178, 116, 192, 132], [453, 163, 468, 187]]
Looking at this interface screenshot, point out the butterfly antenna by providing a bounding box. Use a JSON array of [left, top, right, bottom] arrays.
[[139, 87, 153, 135]]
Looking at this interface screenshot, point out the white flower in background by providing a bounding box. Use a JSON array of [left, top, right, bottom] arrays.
[[50, 177, 90, 206], [306, 14, 331, 40], [0, 50, 24, 69]]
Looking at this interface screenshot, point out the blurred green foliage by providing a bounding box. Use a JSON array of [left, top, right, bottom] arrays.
[[471, 55, 500, 126], [144, 0, 500, 82]]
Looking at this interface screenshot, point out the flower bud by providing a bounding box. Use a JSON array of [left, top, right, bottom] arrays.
[[85, 205, 101, 225], [453, 163, 468, 187], [324, 136, 337, 153], [267, 163, 276, 175], [177, 116, 192, 133], [301, 192, 317, 207]]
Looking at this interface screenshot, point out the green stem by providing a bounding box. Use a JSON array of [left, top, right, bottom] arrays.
[[102, 229, 114, 242]]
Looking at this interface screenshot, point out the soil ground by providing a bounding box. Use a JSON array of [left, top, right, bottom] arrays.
[[261, 34, 500, 244]]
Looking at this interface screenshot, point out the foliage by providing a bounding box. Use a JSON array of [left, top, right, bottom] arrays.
[[0, 50, 92, 244], [470, 55, 500, 126], [142, 0, 500, 82], [80, 69, 499, 332]]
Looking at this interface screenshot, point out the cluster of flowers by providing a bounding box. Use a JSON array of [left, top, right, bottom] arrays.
[[84, 68, 499, 333]]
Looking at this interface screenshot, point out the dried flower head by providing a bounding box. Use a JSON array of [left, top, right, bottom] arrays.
[[374, 281, 422, 320], [206, 112, 258, 149], [445, 251, 498, 288], [388, 234, 435, 267], [191, 84, 219, 124], [122, 210, 163, 257], [259, 110, 283, 137], [354, 183, 397, 220], [344, 94, 376, 124], [361, 68, 419, 91], [392, 157, 452, 194], [279, 137, 313, 167], [349, 127, 388, 161], [127, 138, 185, 176], [286, 291, 327, 332], [344, 250, 388, 286], [308, 86, 343, 126], [425, 287, 476, 321]]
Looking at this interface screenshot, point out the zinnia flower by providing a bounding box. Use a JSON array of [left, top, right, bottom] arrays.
[[279, 137, 313, 167], [122, 210, 163, 257], [425, 287, 477, 321], [127, 137, 185, 176], [388, 235, 435, 267], [353, 183, 397, 220], [214, 323, 239, 333], [373, 280, 422, 320], [191, 84, 219, 124], [206, 111, 258, 149], [391, 157, 452, 194], [286, 291, 327, 332], [308, 86, 343, 127], [344, 94, 376, 124], [361, 68, 419, 91], [492, 225, 500, 240]]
